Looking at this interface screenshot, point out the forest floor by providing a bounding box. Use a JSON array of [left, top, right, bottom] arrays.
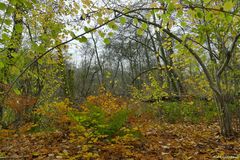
[[1, 113, 240, 160]]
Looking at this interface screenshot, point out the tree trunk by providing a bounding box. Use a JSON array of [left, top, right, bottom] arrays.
[[215, 93, 234, 137], [0, 104, 3, 127]]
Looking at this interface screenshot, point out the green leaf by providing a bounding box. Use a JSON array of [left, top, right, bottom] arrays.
[[31, 0, 37, 4], [14, 88, 21, 95], [2, 33, 9, 40], [11, 52, 18, 58], [98, 31, 105, 38], [6, 6, 15, 15], [32, 43, 45, 53], [137, 28, 144, 36], [145, 12, 152, 20], [108, 21, 118, 30], [108, 32, 114, 37], [203, 0, 211, 4], [4, 19, 12, 25], [176, 10, 183, 17], [223, 1, 234, 11], [40, 34, 48, 41], [150, 2, 158, 8], [196, 11, 203, 18], [15, 24, 23, 33], [31, 42, 38, 52], [38, 45, 46, 53], [141, 22, 148, 30], [38, 59, 43, 65], [10, 0, 17, 5], [70, 31, 76, 38], [225, 14, 233, 23], [112, 24, 118, 30], [0, 61, 4, 69], [133, 18, 138, 25], [119, 17, 126, 25], [0, 2, 6, 10], [77, 36, 88, 43], [103, 38, 110, 45], [97, 18, 104, 25], [24, 1, 33, 8], [167, 3, 175, 12], [84, 26, 90, 32], [10, 66, 20, 76], [181, 21, 187, 27], [32, 152, 40, 157]]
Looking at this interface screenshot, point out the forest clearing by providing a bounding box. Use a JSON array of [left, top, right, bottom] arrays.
[[0, 94, 240, 159], [0, 0, 240, 159]]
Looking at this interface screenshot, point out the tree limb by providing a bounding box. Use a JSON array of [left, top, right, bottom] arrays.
[[3, 9, 136, 98], [132, 67, 160, 84], [112, 9, 220, 95], [217, 33, 240, 77]]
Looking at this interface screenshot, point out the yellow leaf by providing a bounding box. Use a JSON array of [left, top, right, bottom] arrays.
[[223, 1, 234, 11], [97, 17, 104, 25], [150, 2, 158, 8]]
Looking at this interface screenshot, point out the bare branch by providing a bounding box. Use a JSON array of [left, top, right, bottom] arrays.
[[132, 67, 159, 84], [111, 9, 220, 95], [217, 33, 240, 76]]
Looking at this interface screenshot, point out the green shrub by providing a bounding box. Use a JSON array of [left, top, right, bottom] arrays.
[[156, 101, 218, 124], [100, 109, 130, 136], [160, 102, 182, 123], [202, 102, 218, 123], [69, 105, 131, 137], [1, 107, 15, 128], [68, 105, 106, 133]]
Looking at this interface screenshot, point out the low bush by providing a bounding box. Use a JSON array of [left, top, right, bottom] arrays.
[[69, 106, 131, 137], [31, 91, 139, 139], [32, 98, 75, 131], [157, 101, 218, 124]]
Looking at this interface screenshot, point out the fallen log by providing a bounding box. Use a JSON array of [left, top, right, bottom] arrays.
[[142, 95, 210, 103]]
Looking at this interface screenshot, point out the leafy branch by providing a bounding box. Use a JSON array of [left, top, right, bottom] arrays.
[[2, 9, 137, 98]]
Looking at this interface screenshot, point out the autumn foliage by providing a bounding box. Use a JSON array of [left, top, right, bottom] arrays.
[[0, 83, 38, 127], [1, 94, 240, 159], [83, 87, 128, 114], [4, 95, 37, 115]]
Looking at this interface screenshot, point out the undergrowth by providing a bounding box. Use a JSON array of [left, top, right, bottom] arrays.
[[27, 90, 140, 159], [131, 73, 219, 124]]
